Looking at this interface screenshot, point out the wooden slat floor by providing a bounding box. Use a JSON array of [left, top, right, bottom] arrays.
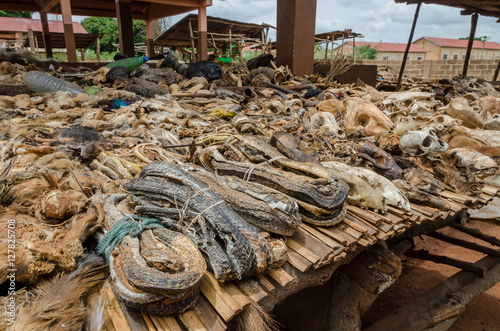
[[102, 185, 499, 330]]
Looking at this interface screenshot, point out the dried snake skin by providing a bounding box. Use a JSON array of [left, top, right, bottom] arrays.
[[96, 193, 205, 315], [125, 162, 287, 281]]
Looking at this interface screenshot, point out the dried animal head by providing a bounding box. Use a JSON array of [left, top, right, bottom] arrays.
[[429, 114, 462, 131], [478, 96, 500, 115], [308, 112, 345, 138], [260, 100, 289, 115], [484, 114, 500, 131], [441, 126, 487, 149], [344, 97, 394, 137], [399, 129, 448, 156], [357, 141, 403, 180], [446, 148, 498, 179], [468, 129, 500, 148], [377, 132, 400, 153], [443, 97, 484, 129], [315, 98, 345, 116]]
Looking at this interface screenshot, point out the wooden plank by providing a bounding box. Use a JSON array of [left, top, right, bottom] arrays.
[[221, 282, 251, 311], [141, 313, 157, 331], [104, 308, 116, 331], [148, 315, 165, 330], [300, 223, 342, 250], [377, 221, 394, 233], [324, 225, 358, 246], [236, 278, 268, 303], [257, 274, 276, 293], [286, 238, 321, 264], [482, 185, 498, 196], [267, 267, 294, 287], [410, 203, 435, 218], [292, 227, 333, 260], [103, 285, 133, 331], [200, 275, 237, 322], [387, 206, 408, 218], [179, 310, 207, 330], [161, 316, 184, 331], [383, 211, 404, 225], [345, 213, 378, 234], [447, 199, 464, 212], [358, 238, 372, 247], [194, 297, 227, 331], [338, 223, 363, 239], [287, 249, 311, 272], [347, 205, 383, 225]]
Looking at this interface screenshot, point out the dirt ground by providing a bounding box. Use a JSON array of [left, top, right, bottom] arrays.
[[363, 215, 500, 330]]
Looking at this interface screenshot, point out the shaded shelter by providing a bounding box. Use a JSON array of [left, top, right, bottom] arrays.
[[0, 0, 212, 61], [155, 14, 271, 61], [395, 0, 500, 88], [315, 30, 363, 61], [24, 32, 103, 61]]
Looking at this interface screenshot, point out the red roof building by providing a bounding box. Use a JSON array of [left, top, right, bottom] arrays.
[[335, 41, 429, 61], [413, 37, 500, 61]]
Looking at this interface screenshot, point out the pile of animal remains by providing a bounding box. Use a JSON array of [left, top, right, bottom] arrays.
[[0, 53, 499, 329]]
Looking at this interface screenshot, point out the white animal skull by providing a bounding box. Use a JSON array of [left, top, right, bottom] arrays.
[[309, 112, 345, 138], [343, 97, 394, 136], [399, 129, 449, 155]]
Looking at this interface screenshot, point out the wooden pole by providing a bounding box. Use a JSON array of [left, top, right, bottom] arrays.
[[229, 27, 232, 59], [396, 1, 422, 91], [197, 6, 208, 61], [405, 249, 487, 277], [494, 57, 500, 81], [352, 35, 356, 64], [462, 13, 479, 76], [96, 37, 101, 62], [80, 48, 85, 61], [39, 12, 53, 59], [324, 40, 329, 61], [28, 28, 36, 53], [188, 19, 196, 61], [145, 20, 155, 58], [60, 0, 77, 62], [115, 0, 135, 57]]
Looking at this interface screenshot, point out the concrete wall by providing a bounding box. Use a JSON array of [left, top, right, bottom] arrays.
[[412, 39, 500, 61], [357, 59, 499, 80], [336, 44, 427, 60]]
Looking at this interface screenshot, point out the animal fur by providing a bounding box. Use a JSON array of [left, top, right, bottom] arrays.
[[234, 301, 279, 331], [12, 256, 108, 331]]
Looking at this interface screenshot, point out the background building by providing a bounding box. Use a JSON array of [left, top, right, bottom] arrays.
[[413, 36, 500, 61], [335, 41, 428, 60]]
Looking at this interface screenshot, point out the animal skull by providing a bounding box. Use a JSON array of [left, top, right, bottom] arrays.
[[484, 114, 500, 131], [343, 97, 394, 137], [309, 112, 345, 138], [447, 148, 498, 179], [443, 97, 484, 129], [429, 114, 462, 131], [399, 129, 449, 155]]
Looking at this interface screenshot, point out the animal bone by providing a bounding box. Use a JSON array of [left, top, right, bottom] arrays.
[[429, 114, 462, 131], [446, 148, 498, 179], [399, 129, 448, 156], [443, 97, 484, 129], [308, 112, 345, 138], [343, 97, 394, 136], [484, 114, 500, 130], [323, 161, 410, 211]]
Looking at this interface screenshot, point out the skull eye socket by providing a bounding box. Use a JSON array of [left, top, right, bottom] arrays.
[[422, 136, 432, 147], [357, 114, 371, 127], [436, 116, 444, 123], [316, 116, 325, 126]]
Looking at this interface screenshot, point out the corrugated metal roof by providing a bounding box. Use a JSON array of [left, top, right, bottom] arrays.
[[342, 41, 428, 53], [418, 37, 500, 50], [0, 17, 87, 34]]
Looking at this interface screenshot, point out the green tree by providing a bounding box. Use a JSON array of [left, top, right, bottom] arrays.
[[356, 44, 377, 60], [81, 17, 146, 54], [0, 11, 32, 18]]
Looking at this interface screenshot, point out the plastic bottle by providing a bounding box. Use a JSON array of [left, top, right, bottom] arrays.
[[105, 56, 149, 71], [23, 71, 86, 96]]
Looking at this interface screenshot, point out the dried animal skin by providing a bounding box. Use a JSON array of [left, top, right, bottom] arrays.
[[399, 129, 449, 156], [428, 114, 462, 131], [403, 168, 444, 195], [446, 148, 498, 179], [357, 141, 404, 180], [323, 161, 410, 211], [484, 114, 500, 130], [441, 126, 487, 149], [478, 96, 500, 115], [37, 189, 88, 223], [344, 97, 394, 136], [443, 97, 484, 129], [393, 179, 450, 211], [315, 98, 345, 116], [467, 129, 500, 148]]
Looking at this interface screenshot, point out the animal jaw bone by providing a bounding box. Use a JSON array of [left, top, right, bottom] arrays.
[[399, 129, 449, 156]]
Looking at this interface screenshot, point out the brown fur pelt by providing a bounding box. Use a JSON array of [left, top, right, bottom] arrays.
[[11, 256, 108, 331], [234, 301, 279, 331]]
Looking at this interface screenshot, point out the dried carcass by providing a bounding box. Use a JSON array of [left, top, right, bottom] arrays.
[[484, 114, 500, 130], [305, 112, 345, 138], [446, 148, 498, 179], [357, 141, 403, 180], [442, 97, 484, 129], [399, 129, 449, 156], [343, 97, 394, 136]]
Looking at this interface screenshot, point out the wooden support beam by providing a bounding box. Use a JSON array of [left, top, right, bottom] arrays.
[[80, 48, 85, 61], [28, 28, 36, 53], [60, 0, 77, 62], [39, 12, 53, 59], [38, 0, 59, 12], [188, 19, 196, 61], [405, 249, 487, 277], [96, 37, 101, 62], [425, 231, 500, 258], [197, 6, 208, 61], [397, 1, 421, 91], [116, 0, 135, 57], [462, 13, 478, 76], [145, 20, 155, 58], [494, 57, 500, 81], [450, 224, 500, 247]]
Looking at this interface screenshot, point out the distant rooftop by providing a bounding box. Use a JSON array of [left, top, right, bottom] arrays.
[[416, 37, 500, 50], [0, 17, 87, 34], [339, 41, 428, 53]]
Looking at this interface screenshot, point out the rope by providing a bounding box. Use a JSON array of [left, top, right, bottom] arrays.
[[96, 214, 163, 263]]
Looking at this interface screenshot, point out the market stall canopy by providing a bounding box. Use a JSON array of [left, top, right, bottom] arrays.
[[315, 30, 364, 42], [395, 0, 500, 20], [24, 32, 102, 50], [155, 14, 271, 49], [0, 0, 211, 21]]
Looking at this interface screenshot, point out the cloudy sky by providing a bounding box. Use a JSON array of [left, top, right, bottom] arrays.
[[166, 0, 500, 44]]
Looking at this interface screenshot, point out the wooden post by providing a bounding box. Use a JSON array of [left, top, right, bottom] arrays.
[[188, 19, 196, 61], [60, 0, 77, 62], [80, 48, 85, 61], [324, 40, 329, 61], [495, 58, 500, 81], [229, 27, 232, 59], [146, 20, 155, 58], [28, 28, 36, 53], [115, 0, 135, 57], [39, 12, 53, 59], [353, 35, 356, 64], [237, 40, 242, 63], [462, 13, 479, 76], [198, 6, 208, 61], [34, 35, 39, 54], [96, 37, 101, 62], [396, 1, 422, 91]]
